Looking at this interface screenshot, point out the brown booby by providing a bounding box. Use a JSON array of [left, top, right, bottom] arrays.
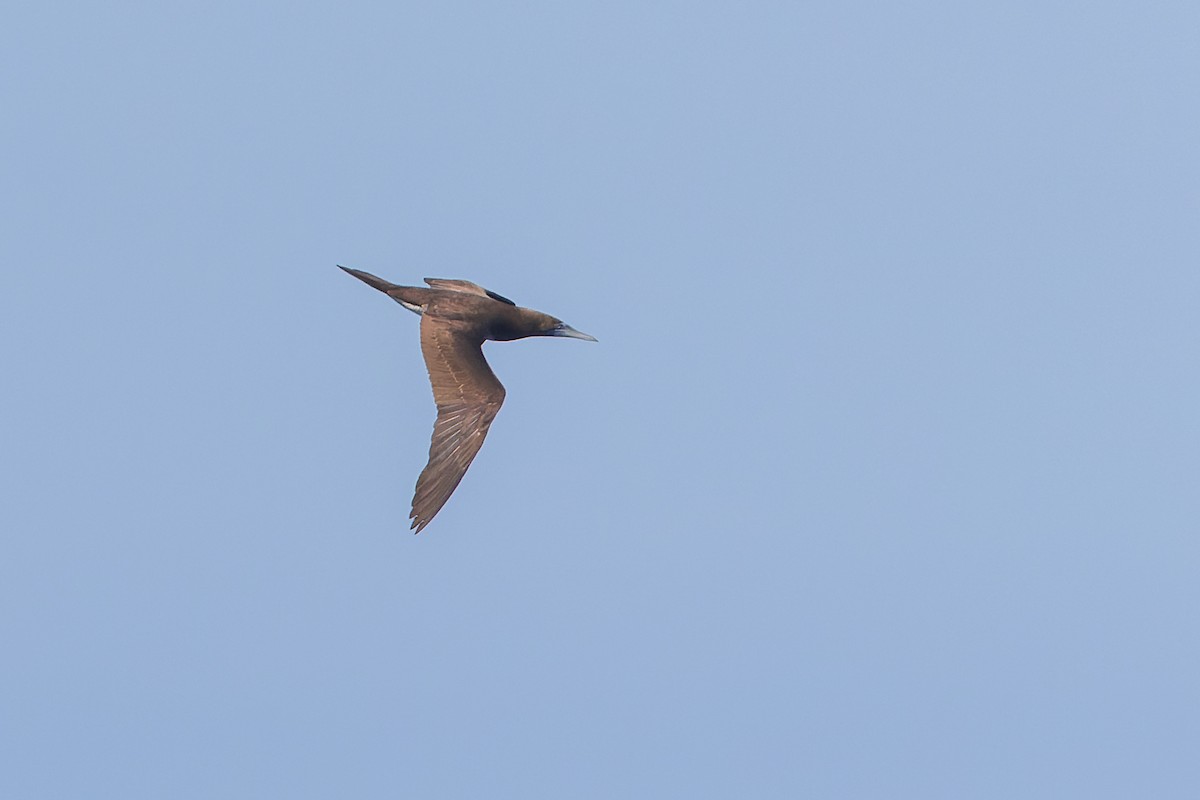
[[339, 266, 596, 533]]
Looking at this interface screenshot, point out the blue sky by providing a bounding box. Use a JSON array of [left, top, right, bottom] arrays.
[[2, 1, 1198, 797]]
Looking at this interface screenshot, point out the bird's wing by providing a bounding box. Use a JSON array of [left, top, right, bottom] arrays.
[[424, 278, 516, 306], [410, 316, 506, 532]]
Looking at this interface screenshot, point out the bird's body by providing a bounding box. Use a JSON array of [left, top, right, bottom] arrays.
[[339, 266, 595, 533]]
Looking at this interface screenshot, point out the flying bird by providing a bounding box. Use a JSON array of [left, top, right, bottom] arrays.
[[339, 266, 596, 533]]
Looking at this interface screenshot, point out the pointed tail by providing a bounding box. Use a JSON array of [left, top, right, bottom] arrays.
[[338, 265, 396, 294]]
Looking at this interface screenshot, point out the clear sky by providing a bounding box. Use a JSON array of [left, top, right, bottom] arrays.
[[2, 1, 1198, 797]]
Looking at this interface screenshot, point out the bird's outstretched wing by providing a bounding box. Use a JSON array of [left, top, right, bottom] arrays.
[[410, 315, 506, 532], [424, 278, 516, 306]]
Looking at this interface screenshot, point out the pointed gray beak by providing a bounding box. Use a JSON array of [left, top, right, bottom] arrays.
[[549, 323, 598, 342]]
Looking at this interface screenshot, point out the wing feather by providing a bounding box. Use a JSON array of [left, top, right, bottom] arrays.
[[410, 317, 506, 532], [423, 278, 516, 306]]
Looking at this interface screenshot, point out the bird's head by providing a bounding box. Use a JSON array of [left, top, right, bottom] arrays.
[[492, 309, 597, 342], [539, 316, 598, 342]]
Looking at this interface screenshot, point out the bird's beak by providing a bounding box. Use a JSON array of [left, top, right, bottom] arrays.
[[549, 323, 598, 342]]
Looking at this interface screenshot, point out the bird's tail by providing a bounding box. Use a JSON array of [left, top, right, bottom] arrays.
[[338, 265, 396, 294]]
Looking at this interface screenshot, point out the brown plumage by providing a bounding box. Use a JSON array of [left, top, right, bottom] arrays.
[[338, 266, 596, 533]]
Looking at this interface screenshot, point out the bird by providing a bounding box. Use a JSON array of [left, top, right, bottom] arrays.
[[338, 266, 596, 533]]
